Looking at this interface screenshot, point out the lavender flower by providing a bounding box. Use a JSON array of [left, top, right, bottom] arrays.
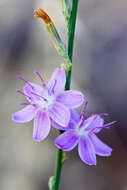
[[12, 68, 84, 142], [55, 102, 116, 165]]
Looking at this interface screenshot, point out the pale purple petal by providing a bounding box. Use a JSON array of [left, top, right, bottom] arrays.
[[23, 82, 44, 101], [84, 115, 104, 132], [55, 130, 79, 151], [12, 105, 36, 123], [51, 119, 68, 130], [66, 119, 76, 130], [63, 109, 79, 130], [51, 113, 76, 130], [91, 115, 104, 133], [56, 90, 84, 109], [51, 118, 75, 130], [33, 110, 50, 142], [90, 134, 112, 156], [49, 102, 70, 127], [78, 137, 96, 165], [47, 68, 66, 94], [70, 109, 80, 122]]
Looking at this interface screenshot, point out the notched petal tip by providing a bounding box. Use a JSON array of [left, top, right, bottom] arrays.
[[34, 8, 51, 24]]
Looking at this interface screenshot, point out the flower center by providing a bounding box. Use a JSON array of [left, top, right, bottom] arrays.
[[75, 121, 89, 138], [76, 127, 89, 138], [36, 95, 55, 110]]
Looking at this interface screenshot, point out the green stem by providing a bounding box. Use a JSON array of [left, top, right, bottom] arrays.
[[54, 143, 63, 190], [65, 0, 79, 90], [68, 0, 79, 63], [53, 1, 79, 190]]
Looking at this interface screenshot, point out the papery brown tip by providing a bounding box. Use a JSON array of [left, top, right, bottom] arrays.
[[34, 8, 51, 24]]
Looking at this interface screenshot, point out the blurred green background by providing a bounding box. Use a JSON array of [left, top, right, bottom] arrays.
[[0, 0, 127, 189]]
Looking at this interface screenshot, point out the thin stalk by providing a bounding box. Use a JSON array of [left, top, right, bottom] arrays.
[[68, 0, 79, 63], [53, 1, 79, 190], [54, 144, 63, 190]]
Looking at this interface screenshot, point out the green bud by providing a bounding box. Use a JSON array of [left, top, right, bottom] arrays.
[[48, 176, 55, 190], [34, 8, 71, 64]]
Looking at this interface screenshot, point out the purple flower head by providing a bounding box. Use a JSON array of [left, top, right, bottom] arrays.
[[12, 68, 84, 142], [55, 102, 116, 165]]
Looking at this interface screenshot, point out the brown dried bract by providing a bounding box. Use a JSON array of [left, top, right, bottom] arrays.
[[34, 8, 51, 24]]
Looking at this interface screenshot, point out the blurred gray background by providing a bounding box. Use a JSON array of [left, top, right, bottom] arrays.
[[0, 0, 127, 189]]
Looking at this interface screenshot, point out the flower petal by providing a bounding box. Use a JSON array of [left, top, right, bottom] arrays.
[[51, 117, 75, 130], [23, 82, 44, 101], [56, 90, 84, 109], [12, 105, 36, 123], [51, 109, 78, 130], [78, 137, 96, 165], [49, 102, 70, 127], [47, 68, 66, 94], [90, 134, 112, 156], [84, 115, 104, 132], [70, 109, 80, 122], [64, 111, 78, 130], [51, 109, 79, 131], [51, 119, 69, 130], [33, 110, 50, 142], [55, 130, 79, 151]]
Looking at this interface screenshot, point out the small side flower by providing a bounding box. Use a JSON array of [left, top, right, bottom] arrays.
[[55, 102, 116, 165]]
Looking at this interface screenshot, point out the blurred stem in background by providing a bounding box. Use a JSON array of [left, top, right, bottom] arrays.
[[53, 0, 79, 190]]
